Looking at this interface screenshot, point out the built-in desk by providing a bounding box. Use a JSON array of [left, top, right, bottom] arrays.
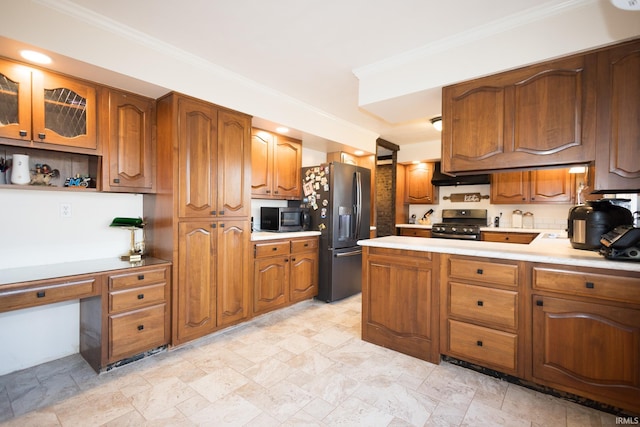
[[0, 257, 171, 372]]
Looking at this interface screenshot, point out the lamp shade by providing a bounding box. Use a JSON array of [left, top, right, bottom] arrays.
[[110, 217, 145, 228]]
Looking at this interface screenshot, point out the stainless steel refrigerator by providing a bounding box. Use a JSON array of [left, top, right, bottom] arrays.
[[302, 162, 370, 302]]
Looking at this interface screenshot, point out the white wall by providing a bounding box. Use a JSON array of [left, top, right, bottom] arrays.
[[0, 189, 143, 375]]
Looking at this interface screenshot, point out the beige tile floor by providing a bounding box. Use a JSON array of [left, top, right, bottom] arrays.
[[0, 294, 621, 426]]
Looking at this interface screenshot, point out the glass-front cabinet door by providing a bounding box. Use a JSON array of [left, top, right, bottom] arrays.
[[31, 69, 97, 150], [0, 59, 32, 141]]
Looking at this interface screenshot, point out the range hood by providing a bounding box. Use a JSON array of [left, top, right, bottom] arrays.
[[431, 162, 490, 186]]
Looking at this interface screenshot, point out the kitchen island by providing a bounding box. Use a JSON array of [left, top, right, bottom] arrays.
[[358, 234, 640, 414]]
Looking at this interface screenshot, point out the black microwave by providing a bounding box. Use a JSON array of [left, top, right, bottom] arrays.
[[260, 207, 310, 232]]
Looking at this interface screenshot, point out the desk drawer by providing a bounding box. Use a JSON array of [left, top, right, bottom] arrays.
[[254, 241, 290, 258], [448, 319, 517, 372], [0, 277, 99, 312], [109, 304, 167, 361], [449, 282, 518, 329], [533, 267, 640, 305], [109, 283, 166, 313], [109, 267, 168, 291]]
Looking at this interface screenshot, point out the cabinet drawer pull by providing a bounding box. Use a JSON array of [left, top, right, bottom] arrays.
[[476, 269, 483, 274], [304, 243, 309, 247], [137, 325, 144, 331], [113, 178, 120, 184], [138, 274, 145, 280], [137, 294, 145, 300], [272, 247, 278, 251], [476, 340, 483, 347], [36, 291, 46, 298], [477, 300, 483, 307], [211, 210, 216, 215], [536, 300, 544, 306], [291, 258, 296, 262], [211, 223, 217, 228], [219, 211, 224, 215], [38, 132, 46, 140], [19, 130, 27, 137], [585, 282, 594, 289]]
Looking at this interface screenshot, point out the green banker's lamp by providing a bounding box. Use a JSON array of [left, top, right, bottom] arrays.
[[109, 217, 146, 262]]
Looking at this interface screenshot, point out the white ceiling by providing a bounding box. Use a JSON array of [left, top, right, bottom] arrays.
[[0, 0, 638, 155]]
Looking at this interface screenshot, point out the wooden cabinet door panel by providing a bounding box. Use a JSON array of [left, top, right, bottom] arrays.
[[254, 257, 288, 313], [529, 168, 574, 203], [0, 59, 32, 141], [176, 222, 217, 344], [105, 89, 155, 191], [595, 39, 640, 192], [273, 135, 302, 198], [178, 98, 217, 218], [491, 171, 528, 203], [289, 252, 318, 303], [31, 71, 97, 150], [217, 110, 251, 217], [362, 252, 437, 362], [405, 163, 437, 204], [251, 130, 272, 197], [217, 220, 250, 326], [443, 85, 505, 168], [532, 295, 640, 411]]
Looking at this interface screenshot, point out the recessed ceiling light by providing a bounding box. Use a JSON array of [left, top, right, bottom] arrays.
[[20, 50, 52, 65], [276, 127, 289, 133], [610, 0, 640, 11], [354, 150, 364, 156]]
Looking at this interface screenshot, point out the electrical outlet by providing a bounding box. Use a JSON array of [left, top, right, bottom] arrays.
[[60, 203, 72, 218]]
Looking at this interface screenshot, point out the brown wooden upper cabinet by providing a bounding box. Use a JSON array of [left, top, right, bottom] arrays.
[[0, 57, 98, 153], [171, 95, 251, 218], [594, 38, 640, 193], [100, 88, 155, 193], [405, 162, 439, 204], [442, 54, 596, 174], [251, 128, 302, 200], [491, 168, 575, 204]]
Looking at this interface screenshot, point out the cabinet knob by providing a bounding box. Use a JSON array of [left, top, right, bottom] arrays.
[[505, 237, 510, 241], [36, 291, 46, 298], [291, 258, 296, 262], [38, 132, 46, 140], [477, 300, 484, 307], [272, 247, 278, 251], [113, 179, 120, 184], [266, 190, 271, 194], [211, 210, 217, 215], [220, 223, 225, 228], [536, 300, 544, 306], [211, 223, 217, 228], [138, 274, 144, 280], [19, 130, 27, 137], [274, 191, 279, 194], [304, 243, 309, 247], [137, 325, 144, 331], [219, 211, 224, 215], [476, 269, 483, 274], [476, 340, 483, 347], [285, 258, 289, 262], [137, 294, 144, 300], [585, 282, 595, 289]]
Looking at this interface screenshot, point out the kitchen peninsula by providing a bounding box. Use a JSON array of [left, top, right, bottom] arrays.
[[359, 234, 640, 414]]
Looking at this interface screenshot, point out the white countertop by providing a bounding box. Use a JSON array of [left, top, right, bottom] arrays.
[[251, 231, 321, 241], [359, 234, 640, 272]]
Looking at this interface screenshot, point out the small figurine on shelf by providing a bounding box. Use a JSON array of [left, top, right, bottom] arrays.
[[30, 163, 60, 186], [64, 174, 93, 188]]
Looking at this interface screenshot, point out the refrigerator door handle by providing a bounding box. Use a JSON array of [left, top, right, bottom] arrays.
[[334, 249, 363, 257], [354, 171, 362, 240]]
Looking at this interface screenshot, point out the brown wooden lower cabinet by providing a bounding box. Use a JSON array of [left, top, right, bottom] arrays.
[[362, 246, 439, 363], [253, 236, 319, 315]]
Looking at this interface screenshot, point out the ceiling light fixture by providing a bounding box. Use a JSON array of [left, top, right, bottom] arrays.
[[20, 50, 52, 64], [276, 126, 289, 133], [354, 150, 364, 156], [610, 0, 640, 11], [430, 116, 442, 132]]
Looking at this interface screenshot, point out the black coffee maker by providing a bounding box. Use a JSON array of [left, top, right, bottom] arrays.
[[567, 199, 633, 250]]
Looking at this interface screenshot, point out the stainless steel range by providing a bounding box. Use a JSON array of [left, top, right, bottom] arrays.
[[431, 209, 488, 240]]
